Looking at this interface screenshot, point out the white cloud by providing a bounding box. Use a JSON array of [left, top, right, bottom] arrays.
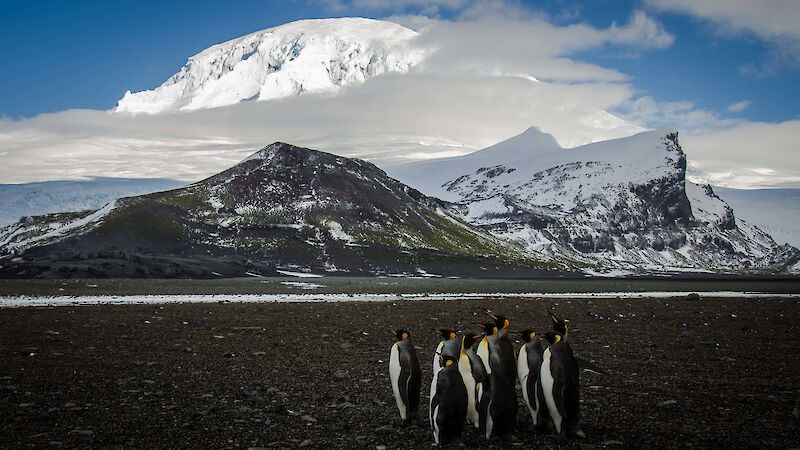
[[616, 94, 798, 188], [0, 74, 642, 183], [646, 0, 800, 74], [727, 100, 751, 113], [647, 0, 800, 39], [6, 8, 794, 191], [0, 10, 680, 184], [393, 11, 672, 84], [616, 95, 738, 131], [683, 120, 800, 188]]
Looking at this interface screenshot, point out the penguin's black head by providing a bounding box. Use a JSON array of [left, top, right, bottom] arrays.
[[549, 311, 568, 335], [515, 329, 536, 342], [461, 333, 479, 350], [393, 329, 411, 341], [542, 331, 562, 345], [476, 322, 498, 336], [436, 329, 458, 341], [436, 352, 458, 369], [489, 314, 511, 330]]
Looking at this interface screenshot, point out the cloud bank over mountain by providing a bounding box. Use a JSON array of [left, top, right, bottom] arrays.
[[1, 8, 798, 189]]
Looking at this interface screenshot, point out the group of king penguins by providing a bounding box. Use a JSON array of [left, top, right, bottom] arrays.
[[389, 312, 583, 445]]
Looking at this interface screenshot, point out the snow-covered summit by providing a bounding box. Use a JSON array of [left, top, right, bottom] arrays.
[[464, 126, 562, 162], [115, 18, 422, 114], [391, 127, 681, 204]]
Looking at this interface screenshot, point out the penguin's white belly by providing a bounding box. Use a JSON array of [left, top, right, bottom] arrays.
[[432, 404, 441, 443], [540, 349, 561, 432], [517, 346, 534, 418], [458, 354, 479, 427], [429, 341, 444, 428], [477, 338, 491, 375], [389, 343, 406, 420], [485, 399, 494, 439]]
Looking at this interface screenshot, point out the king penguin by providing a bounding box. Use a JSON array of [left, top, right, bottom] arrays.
[[515, 329, 551, 431], [476, 322, 518, 441], [549, 311, 569, 340], [540, 330, 584, 437], [430, 329, 460, 431], [430, 353, 468, 445], [458, 333, 481, 428], [490, 314, 518, 387], [475, 322, 498, 377], [389, 329, 421, 425]]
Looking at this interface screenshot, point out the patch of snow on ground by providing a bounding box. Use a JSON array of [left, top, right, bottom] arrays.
[[415, 268, 442, 278], [275, 270, 324, 278], [325, 220, 354, 242], [1, 291, 799, 308], [280, 281, 325, 289], [208, 196, 224, 210], [582, 268, 635, 277]]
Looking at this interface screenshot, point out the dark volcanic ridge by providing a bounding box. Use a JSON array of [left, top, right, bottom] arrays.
[[0, 143, 552, 279]]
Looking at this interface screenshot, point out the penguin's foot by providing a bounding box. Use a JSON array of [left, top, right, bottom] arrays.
[[401, 417, 421, 427]]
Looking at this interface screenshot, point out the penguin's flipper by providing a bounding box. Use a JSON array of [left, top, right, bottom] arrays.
[[407, 367, 421, 422], [477, 377, 491, 435], [551, 364, 568, 422], [468, 351, 487, 383], [398, 364, 410, 409]]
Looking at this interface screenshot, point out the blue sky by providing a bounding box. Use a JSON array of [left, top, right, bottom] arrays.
[[1, 0, 797, 123]]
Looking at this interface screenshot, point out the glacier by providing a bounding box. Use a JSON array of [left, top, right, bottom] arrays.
[[0, 178, 185, 227], [115, 18, 423, 114]]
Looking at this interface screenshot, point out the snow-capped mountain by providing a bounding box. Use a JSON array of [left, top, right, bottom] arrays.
[[0, 143, 549, 278], [0, 178, 185, 227], [115, 18, 422, 114], [388, 128, 799, 273]]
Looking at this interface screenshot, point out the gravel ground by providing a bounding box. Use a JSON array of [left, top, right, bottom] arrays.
[[1, 294, 799, 449]]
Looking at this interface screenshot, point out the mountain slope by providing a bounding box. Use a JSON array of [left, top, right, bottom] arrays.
[[115, 18, 422, 114], [389, 128, 799, 273], [0, 178, 185, 227], [714, 187, 800, 249], [0, 143, 551, 278]]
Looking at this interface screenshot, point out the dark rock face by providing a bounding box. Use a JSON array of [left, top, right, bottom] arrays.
[[0, 143, 547, 279]]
